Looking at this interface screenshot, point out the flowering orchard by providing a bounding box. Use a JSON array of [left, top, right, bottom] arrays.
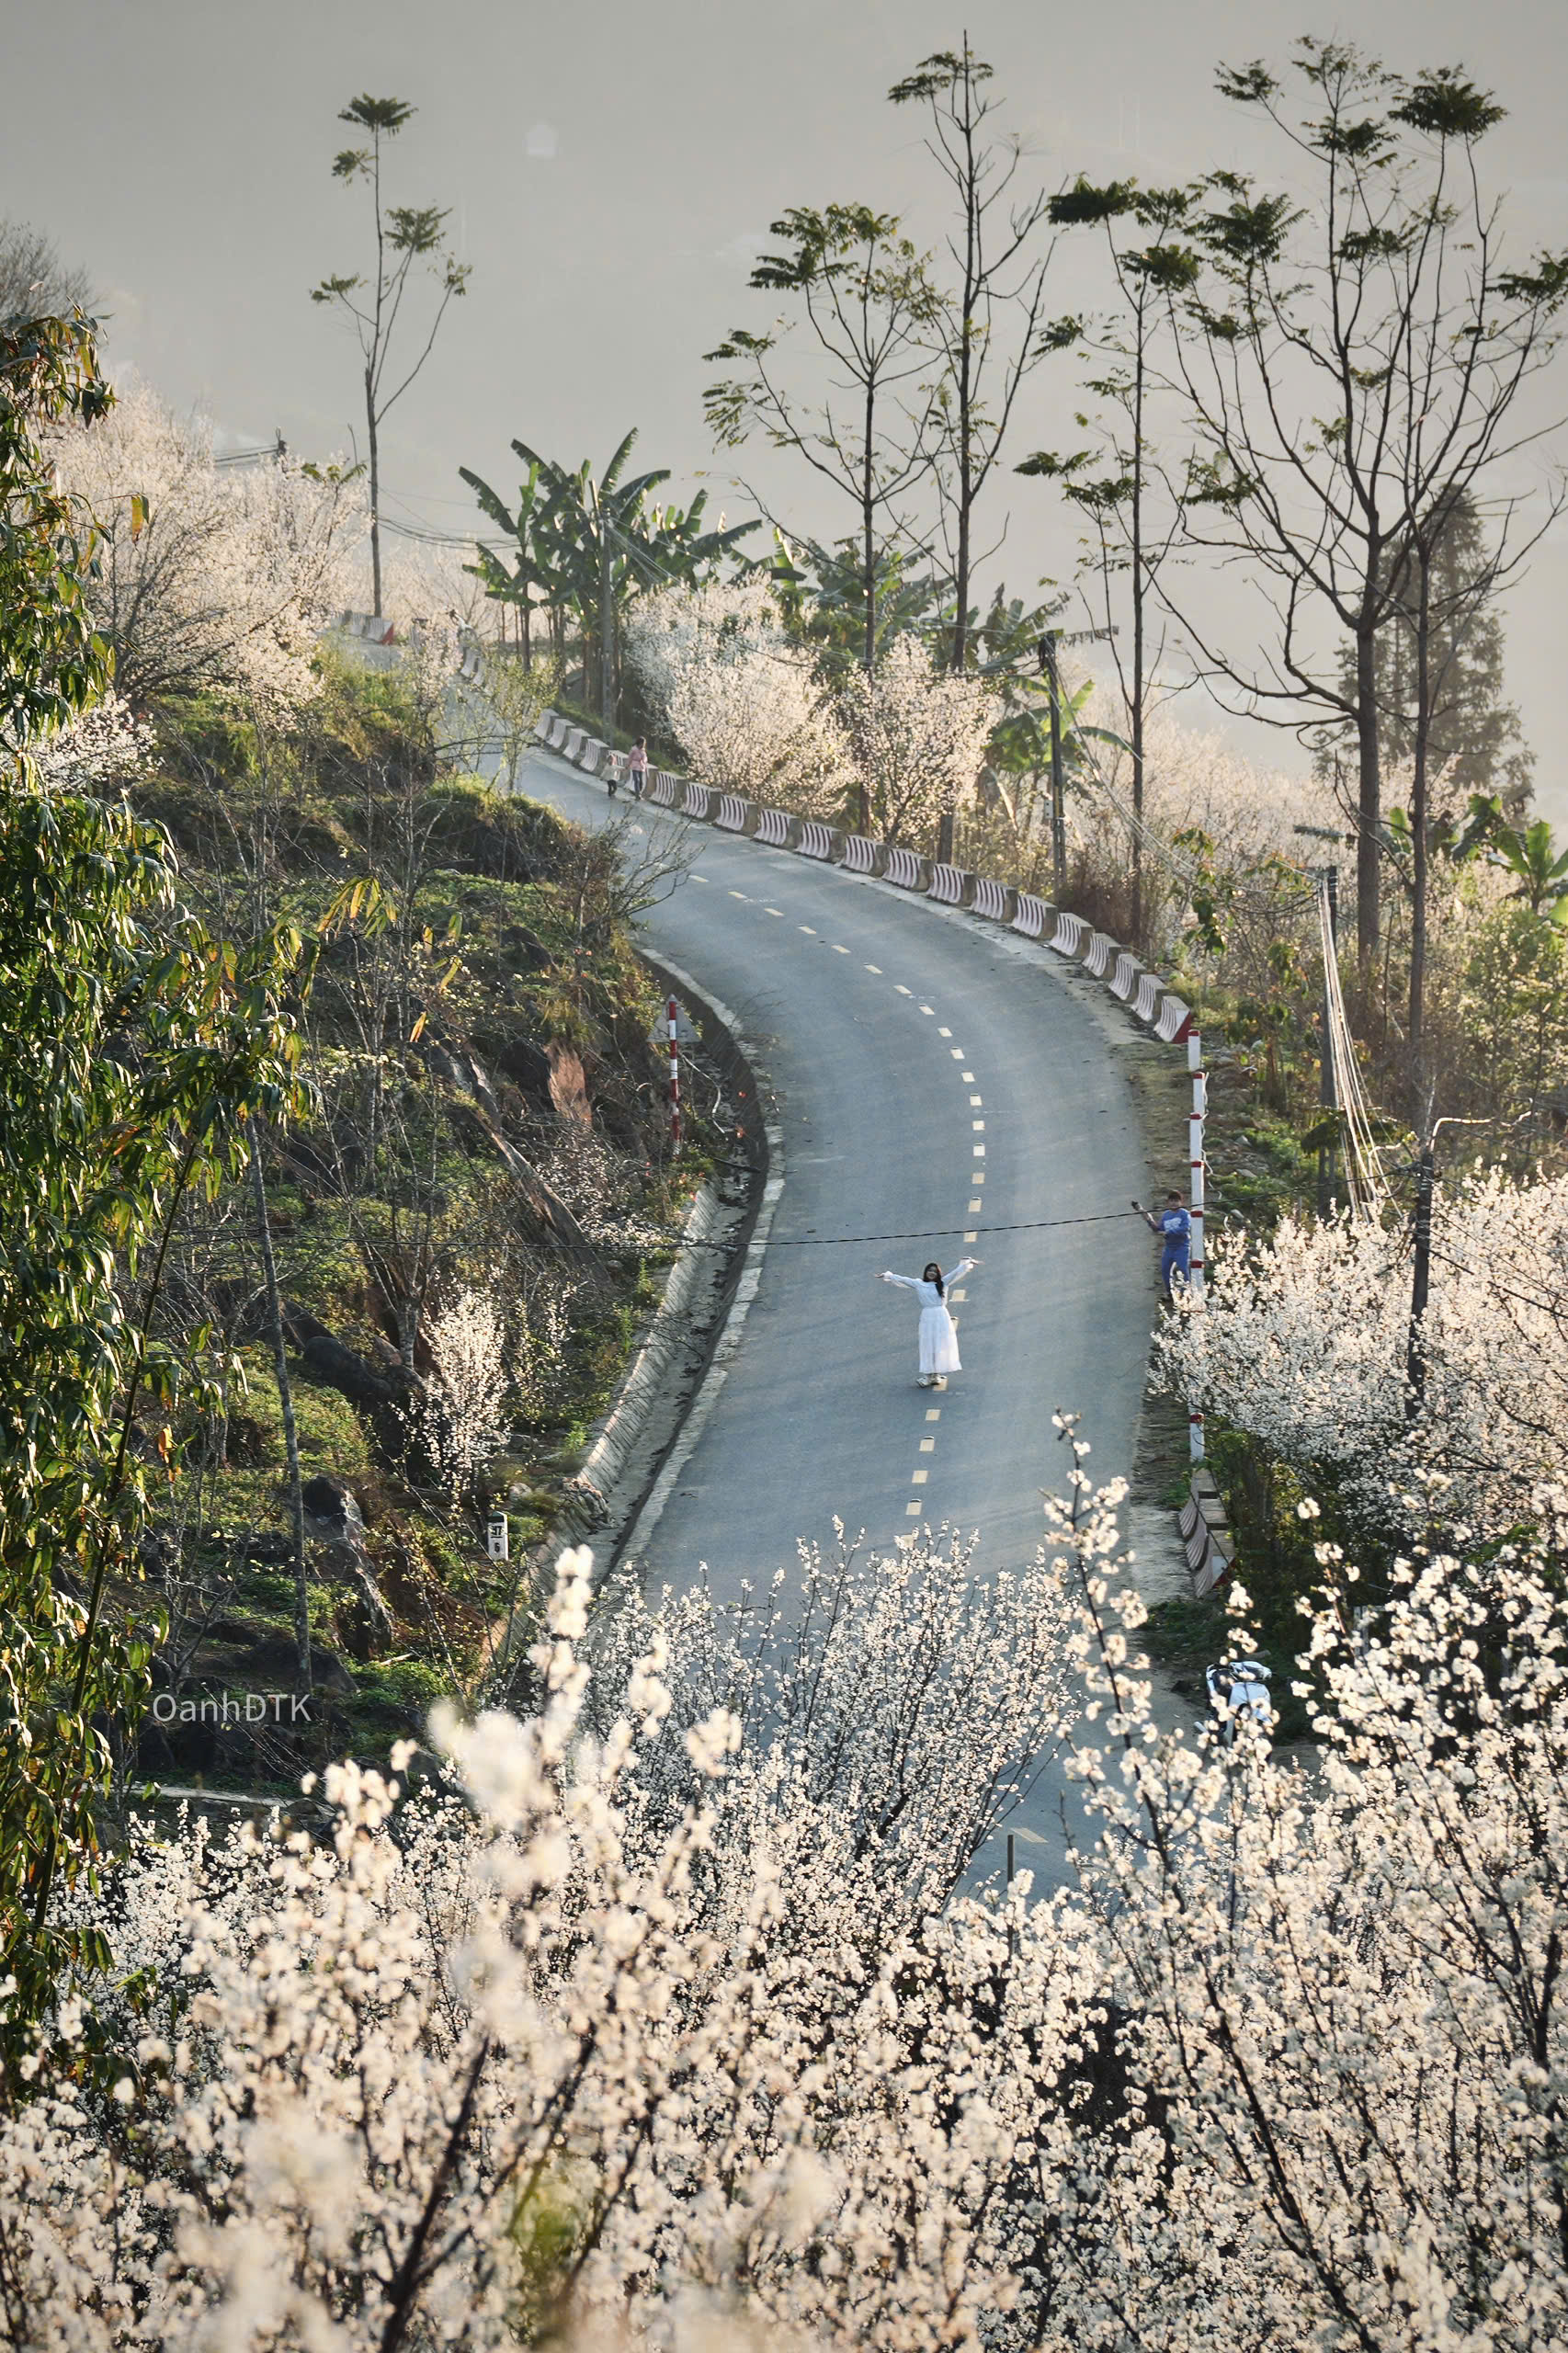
[[50, 376, 366, 710], [6, 1462, 1568, 2351]]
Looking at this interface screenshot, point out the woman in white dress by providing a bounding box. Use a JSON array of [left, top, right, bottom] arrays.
[[876, 1258, 980, 1388]]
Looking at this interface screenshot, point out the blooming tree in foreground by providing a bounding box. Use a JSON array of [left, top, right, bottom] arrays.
[[6, 1456, 1568, 2347]]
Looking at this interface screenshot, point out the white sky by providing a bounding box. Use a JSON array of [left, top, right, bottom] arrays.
[[6, 0, 1566, 821]]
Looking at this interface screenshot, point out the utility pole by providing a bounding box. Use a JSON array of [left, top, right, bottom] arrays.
[[1037, 625, 1117, 903], [599, 524, 616, 748], [1317, 866, 1339, 1216], [1405, 1132, 1434, 1419]]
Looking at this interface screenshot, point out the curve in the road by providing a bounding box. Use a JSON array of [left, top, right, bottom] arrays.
[[511, 748, 1153, 1606]]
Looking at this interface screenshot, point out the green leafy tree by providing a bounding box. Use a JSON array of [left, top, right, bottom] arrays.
[[1321, 490, 1536, 813], [0, 315, 306, 2039], [312, 94, 472, 620], [462, 432, 754, 737]]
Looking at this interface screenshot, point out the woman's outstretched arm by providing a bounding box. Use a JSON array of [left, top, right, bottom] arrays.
[[878, 1271, 921, 1290]]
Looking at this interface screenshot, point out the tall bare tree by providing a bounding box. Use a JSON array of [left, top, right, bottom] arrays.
[[312, 95, 471, 619], [1165, 40, 1568, 967], [1020, 180, 1199, 947], [889, 41, 1055, 681], [0, 217, 92, 324], [704, 203, 941, 711]]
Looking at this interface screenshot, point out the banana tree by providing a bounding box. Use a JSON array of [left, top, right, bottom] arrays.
[[461, 431, 756, 733]]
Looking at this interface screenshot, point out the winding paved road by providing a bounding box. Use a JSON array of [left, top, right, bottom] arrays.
[[509, 745, 1158, 1883]]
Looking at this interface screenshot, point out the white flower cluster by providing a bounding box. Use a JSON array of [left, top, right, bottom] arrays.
[[1155, 1165, 1568, 1540], [28, 690, 154, 790], [11, 1478, 1568, 2350], [837, 631, 995, 849], [624, 581, 853, 816], [51, 376, 368, 711]]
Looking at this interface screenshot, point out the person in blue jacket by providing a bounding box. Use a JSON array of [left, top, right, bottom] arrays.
[[1133, 1191, 1191, 1302]]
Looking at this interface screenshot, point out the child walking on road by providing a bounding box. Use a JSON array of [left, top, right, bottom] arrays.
[[1133, 1193, 1190, 1302], [877, 1258, 981, 1388]]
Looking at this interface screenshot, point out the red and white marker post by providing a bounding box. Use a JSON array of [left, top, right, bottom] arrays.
[[667, 996, 682, 1156]]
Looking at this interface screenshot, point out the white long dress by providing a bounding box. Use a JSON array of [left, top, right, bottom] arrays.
[[881, 1260, 976, 1377]]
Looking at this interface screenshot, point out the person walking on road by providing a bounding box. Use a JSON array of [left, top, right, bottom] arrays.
[[1133, 1192, 1190, 1302], [877, 1257, 980, 1388], [628, 736, 649, 800]]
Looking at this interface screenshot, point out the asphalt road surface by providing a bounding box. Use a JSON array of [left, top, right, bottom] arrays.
[[508, 746, 1159, 1887]]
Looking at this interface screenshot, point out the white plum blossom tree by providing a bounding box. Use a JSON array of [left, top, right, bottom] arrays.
[[623, 580, 853, 816], [838, 631, 994, 850], [6, 1460, 1568, 2349], [1154, 1165, 1568, 1544], [51, 376, 366, 710]]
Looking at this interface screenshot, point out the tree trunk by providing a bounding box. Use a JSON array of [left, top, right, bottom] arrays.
[[249, 1123, 312, 1691], [367, 363, 381, 620], [1130, 326, 1146, 950], [1355, 627, 1381, 964], [1407, 546, 1433, 1107]]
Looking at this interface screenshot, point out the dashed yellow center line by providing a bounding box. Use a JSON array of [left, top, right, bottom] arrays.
[[949, 1290, 966, 1303], [926, 1407, 941, 1422], [949, 1047, 963, 1060], [764, 906, 784, 916], [729, 890, 749, 901], [972, 1120, 985, 1131], [969, 1094, 983, 1106], [865, 962, 882, 972], [690, 873, 710, 883], [905, 1501, 923, 1517], [894, 983, 913, 996], [919, 1437, 935, 1452], [973, 1143, 986, 1156], [964, 1231, 978, 1243], [938, 1026, 952, 1037], [799, 925, 816, 934], [832, 943, 849, 953], [919, 1003, 935, 1015], [911, 1469, 928, 1485], [969, 1199, 983, 1214], [962, 1069, 975, 1081]]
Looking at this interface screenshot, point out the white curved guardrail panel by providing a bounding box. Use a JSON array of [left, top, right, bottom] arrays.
[[842, 835, 887, 877], [1154, 990, 1193, 1044], [1109, 949, 1143, 1003], [884, 847, 930, 892], [926, 862, 971, 908], [1083, 930, 1118, 978], [796, 821, 841, 861], [972, 877, 1017, 923]]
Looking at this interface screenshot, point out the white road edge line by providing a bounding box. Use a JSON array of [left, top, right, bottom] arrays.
[[616, 956, 785, 1576]]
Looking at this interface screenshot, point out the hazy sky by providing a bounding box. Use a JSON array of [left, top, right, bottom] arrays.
[[6, 0, 1567, 819]]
